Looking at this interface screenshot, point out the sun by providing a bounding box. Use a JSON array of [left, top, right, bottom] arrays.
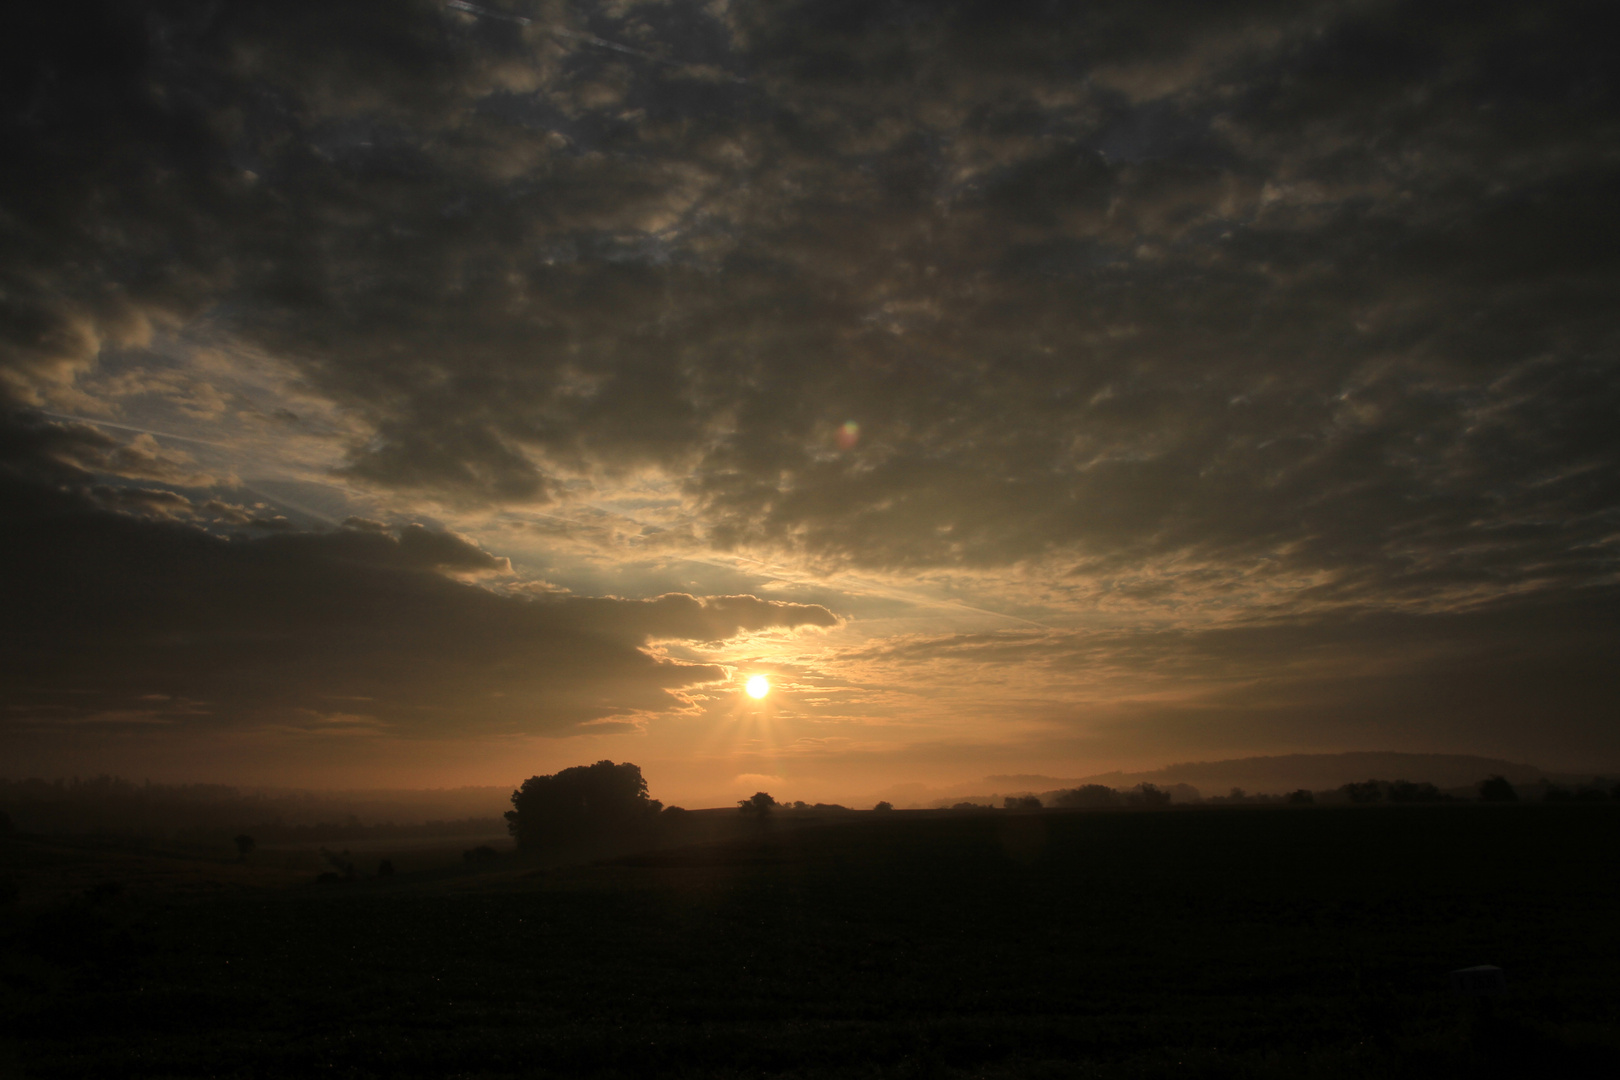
[[745, 674, 770, 699]]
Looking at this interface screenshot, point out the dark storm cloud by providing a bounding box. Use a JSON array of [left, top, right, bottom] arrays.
[[0, 411, 217, 488], [2, 3, 1616, 639], [0, 448, 835, 737]]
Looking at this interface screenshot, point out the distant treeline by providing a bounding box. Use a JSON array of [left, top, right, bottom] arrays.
[[0, 775, 508, 839], [937, 775, 1620, 810], [6, 769, 1618, 845]]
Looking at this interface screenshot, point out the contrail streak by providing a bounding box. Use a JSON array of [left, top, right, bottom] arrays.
[[445, 1, 746, 80], [38, 412, 237, 449], [39, 412, 344, 525]]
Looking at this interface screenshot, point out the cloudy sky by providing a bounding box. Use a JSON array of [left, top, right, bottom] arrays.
[[3, 0, 1616, 805]]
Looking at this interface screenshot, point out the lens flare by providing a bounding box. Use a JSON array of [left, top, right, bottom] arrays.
[[836, 421, 859, 450], [745, 675, 770, 699]]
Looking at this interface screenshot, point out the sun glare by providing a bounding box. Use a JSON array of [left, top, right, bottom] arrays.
[[745, 675, 770, 699]]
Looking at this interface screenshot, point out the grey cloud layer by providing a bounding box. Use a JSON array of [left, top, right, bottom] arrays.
[[4, 1, 1615, 615]]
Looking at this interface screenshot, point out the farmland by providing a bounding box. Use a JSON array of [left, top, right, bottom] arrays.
[[2, 804, 1617, 1077]]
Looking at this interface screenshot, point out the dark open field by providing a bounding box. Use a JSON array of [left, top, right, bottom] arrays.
[[3, 805, 1617, 1078]]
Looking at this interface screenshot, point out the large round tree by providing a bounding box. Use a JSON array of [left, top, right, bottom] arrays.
[[505, 761, 663, 851]]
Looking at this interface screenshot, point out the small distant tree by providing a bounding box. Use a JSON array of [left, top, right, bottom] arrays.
[[506, 760, 663, 851], [234, 834, 256, 859], [463, 845, 499, 863], [739, 792, 778, 816], [377, 859, 395, 878], [1054, 784, 1118, 809], [1286, 789, 1314, 805], [1003, 795, 1042, 811], [1478, 775, 1517, 802], [872, 801, 894, 812], [1342, 780, 1383, 804], [1122, 783, 1171, 808]]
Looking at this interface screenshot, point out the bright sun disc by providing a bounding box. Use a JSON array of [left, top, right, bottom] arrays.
[[745, 675, 770, 699]]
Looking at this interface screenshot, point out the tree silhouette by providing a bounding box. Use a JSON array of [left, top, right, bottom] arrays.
[[1341, 780, 1383, 804], [233, 834, 256, 859], [1478, 775, 1518, 802], [506, 760, 663, 851], [1053, 784, 1118, 808], [1122, 783, 1171, 808], [738, 791, 777, 816], [872, 801, 893, 812]]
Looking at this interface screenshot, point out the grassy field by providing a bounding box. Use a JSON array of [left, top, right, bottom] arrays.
[[2, 805, 1617, 1078]]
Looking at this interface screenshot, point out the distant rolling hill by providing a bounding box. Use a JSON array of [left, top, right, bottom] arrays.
[[983, 751, 1558, 799]]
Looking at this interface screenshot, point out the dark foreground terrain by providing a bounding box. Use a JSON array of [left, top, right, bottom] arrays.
[[3, 805, 1617, 1078]]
